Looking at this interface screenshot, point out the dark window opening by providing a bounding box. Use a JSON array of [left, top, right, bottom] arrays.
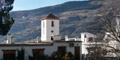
[[58, 46, 66, 55], [32, 49, 44, 56], [75, 46, 80, 60], [51, 30, 54, 33], [51, 37, 54, 40], [32, 49, 45, 60], [88, 37, 93, 42], [51, 21, 54, 27], [3, 50, 16, 60]]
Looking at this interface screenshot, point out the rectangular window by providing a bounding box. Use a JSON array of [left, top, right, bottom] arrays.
[[88, 37, 93, 42], [32, 49, 45, 57], [3, 50, 16, 60], [58, 46, 66, 55], [51, 37, 54, 40], [51, 21, 54, 27]]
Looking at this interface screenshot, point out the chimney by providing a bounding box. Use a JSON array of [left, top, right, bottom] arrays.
[[7, 34, 13, 44], [65, 35, 69, 41], [36, 36, 40, 43]]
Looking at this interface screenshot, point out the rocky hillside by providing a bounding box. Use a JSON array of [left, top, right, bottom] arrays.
[[0, 0, 113, 42]]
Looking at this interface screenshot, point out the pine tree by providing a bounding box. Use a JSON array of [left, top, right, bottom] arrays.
[[0, 0, 14, 35]]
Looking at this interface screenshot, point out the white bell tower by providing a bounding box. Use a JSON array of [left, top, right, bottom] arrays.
[[41, 13, 60, 42]]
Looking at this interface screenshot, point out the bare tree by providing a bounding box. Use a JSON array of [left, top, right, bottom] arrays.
[[86, 0, 120, 60], [94, 0, 120, 59], [98, 0, 120, 42], [86, 36, 108, 60]]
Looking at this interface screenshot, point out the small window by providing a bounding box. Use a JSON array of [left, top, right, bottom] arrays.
[[51, 30, 54, 33], [84, 35, 87, 38], [51, 37, 54, 40], [51, 21, 54, 27], [58, 46, 66, 55], [32, 49, 45, 58], [3, 50, 16, 60], [88, 37, 93, 42]]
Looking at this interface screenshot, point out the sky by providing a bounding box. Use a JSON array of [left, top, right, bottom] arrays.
[[12, 0, 83, 11]]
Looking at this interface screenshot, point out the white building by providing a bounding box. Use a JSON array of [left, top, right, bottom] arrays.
[[80, 32, 120, 59], [0, 13, 82, 60], [81, 32, 96, 43], [0, 41, 81, 60], [64, 32, 98, 60], [80, 32, 97, 60]]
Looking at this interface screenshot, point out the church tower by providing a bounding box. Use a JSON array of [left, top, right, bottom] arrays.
[[41, 13, 60, 42]]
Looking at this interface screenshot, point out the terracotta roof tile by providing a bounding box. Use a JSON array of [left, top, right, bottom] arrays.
[[41, 13, 59, 20]]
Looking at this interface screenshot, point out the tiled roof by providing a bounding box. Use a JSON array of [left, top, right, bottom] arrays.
[[41, 13, 59, 20]]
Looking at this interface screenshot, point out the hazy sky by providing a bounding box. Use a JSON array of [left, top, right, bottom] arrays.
[[12, 0, 83, 11]]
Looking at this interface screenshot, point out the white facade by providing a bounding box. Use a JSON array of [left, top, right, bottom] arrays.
[[80, 32, 96, 55], [81, 32, 96, 43], [41, 20, 60, 41], [0, 42, 82, 60], [0, 13, 83, 60], [65, 32, 96, 55]]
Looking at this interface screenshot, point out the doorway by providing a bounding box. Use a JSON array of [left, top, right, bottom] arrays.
[[75, 46, 80, 60]]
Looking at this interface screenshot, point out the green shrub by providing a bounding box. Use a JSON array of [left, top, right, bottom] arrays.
[[49, 51, 74, 60]]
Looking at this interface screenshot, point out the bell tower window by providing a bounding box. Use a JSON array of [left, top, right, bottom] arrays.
[[51, 37, 54, 40], [51, 30, 54, 33], [51, 21, 54, 27]]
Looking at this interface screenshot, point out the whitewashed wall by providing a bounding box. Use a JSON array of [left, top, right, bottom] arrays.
[[0, 42, 81, 60], [41, 20, 60, 41], [81, 32, 96, 43]]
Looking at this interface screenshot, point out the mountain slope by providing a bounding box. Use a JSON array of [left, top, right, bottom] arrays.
[[0, 0, 106, 42]]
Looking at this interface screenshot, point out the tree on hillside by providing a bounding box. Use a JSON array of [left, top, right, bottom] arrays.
[[0, 0, 14, 35]]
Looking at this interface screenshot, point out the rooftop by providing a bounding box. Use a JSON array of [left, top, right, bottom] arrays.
[[41, 13, 60, 20], [0, 40, 81, 46]]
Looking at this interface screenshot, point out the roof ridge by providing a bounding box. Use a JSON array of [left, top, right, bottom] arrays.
[[41, 13, 60, 20]]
